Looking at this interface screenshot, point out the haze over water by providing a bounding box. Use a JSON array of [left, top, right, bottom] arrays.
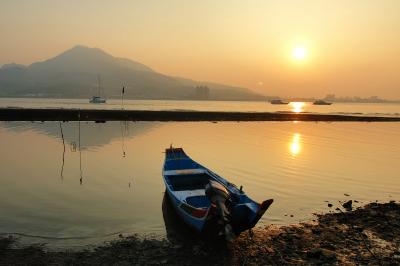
[[1, 98, 400, 117], [0, 120, 398, 247]]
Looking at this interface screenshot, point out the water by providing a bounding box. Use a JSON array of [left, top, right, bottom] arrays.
[[0, 121, 399, 247], [0, 98, 399, 117]]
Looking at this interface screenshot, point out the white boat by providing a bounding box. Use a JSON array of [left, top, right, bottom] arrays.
[[89, 96, 106, 103], [89, 75, 106, 104]]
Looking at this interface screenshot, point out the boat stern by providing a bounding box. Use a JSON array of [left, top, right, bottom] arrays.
[[231, 198, 274, 234]]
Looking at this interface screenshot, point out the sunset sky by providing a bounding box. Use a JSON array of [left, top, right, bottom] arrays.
[[1, 0, 399, 99]]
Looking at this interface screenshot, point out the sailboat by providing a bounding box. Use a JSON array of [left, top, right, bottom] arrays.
[[89, 75, 106, 104]]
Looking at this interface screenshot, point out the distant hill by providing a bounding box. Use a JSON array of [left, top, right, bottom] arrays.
[[0, 45, 265, 101]]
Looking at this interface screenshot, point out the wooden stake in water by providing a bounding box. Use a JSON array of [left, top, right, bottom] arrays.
[[121, 86, 125, 110], [59, 121, 65, 181], [120, 121, 126, 157], [78, 111, 83, 185]]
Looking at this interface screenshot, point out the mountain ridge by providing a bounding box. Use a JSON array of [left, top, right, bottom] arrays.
[[0, 45, 265, 101]]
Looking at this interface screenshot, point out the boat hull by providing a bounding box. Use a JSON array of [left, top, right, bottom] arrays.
[[164, 189, 207, 232]]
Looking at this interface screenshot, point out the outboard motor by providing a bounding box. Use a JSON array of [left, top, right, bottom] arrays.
[[205, 180, 235, 241]]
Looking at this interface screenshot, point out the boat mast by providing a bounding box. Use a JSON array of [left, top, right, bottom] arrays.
[[97, 75, 101, 97]]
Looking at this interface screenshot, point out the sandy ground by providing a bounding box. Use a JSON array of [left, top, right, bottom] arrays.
[[1, 201, 399, 265]]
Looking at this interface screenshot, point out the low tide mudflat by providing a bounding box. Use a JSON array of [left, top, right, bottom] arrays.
[[1, 202, 399, 265]]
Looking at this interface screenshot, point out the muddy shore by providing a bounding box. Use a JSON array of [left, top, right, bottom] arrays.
[[1, 201, 399, 265], [1, 108, 400, 121]]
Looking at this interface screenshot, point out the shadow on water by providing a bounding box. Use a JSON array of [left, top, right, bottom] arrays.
[[0, 121, 158, 186], [161, 192, 228, 246], [59, 121, 65, 181], [0, 121, 158, 149], [161, 192, 195, 244]]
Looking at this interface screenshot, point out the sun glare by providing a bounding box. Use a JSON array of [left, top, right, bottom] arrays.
[[290, 133, 301, 156], [290, 102, 305, 113], [292, 46, 307, 60]]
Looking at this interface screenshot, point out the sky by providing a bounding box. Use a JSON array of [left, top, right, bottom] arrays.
[[1, 0, 400, 99]]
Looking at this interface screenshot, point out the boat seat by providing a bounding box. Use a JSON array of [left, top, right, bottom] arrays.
[[173, 189, 205, 200]]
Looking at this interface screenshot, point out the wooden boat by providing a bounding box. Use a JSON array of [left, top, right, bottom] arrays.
[[162, 146, 273, 240]]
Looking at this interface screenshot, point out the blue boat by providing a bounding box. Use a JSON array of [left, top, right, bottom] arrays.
[[162, 146, 273, 240]]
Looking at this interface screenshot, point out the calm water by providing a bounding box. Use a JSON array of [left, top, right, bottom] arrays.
[[1, 98, 400, 117], [0, 121, 399, 247]]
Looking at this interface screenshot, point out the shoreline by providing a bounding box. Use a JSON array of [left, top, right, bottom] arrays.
[[1, 108, 400, 122], [1, 201, 399, 265]]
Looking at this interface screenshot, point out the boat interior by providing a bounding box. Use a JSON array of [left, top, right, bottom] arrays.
[[168, 173, 211, 191], [165, 172, 212, 209]]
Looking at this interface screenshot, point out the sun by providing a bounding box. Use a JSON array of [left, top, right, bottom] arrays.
[[292, 45, 307, 60]]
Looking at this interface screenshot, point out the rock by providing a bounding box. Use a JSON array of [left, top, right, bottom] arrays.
[[172, 244, 183, 250], [343, 200, 353, 211], [321, 248, 336, 260], [353, 225, 363, 232], [307, 248, 322, 258], [344, 193, 350, 196], [321, 243, 336, 250], [192, 245, 202, 256], [312, 228, 321, 235], [265, 247, 274, 253], [328, 203, 333, 208], [286, 228, 294, 234], [307, 247, 336, 260]]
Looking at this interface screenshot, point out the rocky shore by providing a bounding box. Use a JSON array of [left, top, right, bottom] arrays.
[[1, 201, 399, 265]]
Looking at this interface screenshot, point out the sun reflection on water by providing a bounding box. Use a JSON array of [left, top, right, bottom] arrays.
[[290, 133, 301, 156], [290, 102, 305, 113]]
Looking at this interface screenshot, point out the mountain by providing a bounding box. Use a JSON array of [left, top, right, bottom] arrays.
[[0, 45, 265, 100]]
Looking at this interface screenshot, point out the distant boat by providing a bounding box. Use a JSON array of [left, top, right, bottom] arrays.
[[162, 146, 273, 241], [270, 99, 289, 105], [313, 100, 332, 105], [89, 96, 106, 104], [89, 75, 106, 104]]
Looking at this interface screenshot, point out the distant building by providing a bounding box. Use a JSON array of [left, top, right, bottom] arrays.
[[324, 94, 336, 101], [194, 86, 210, 100]]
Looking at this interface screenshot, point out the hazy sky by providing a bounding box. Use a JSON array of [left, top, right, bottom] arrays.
[[1, 0, 399, 98]]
